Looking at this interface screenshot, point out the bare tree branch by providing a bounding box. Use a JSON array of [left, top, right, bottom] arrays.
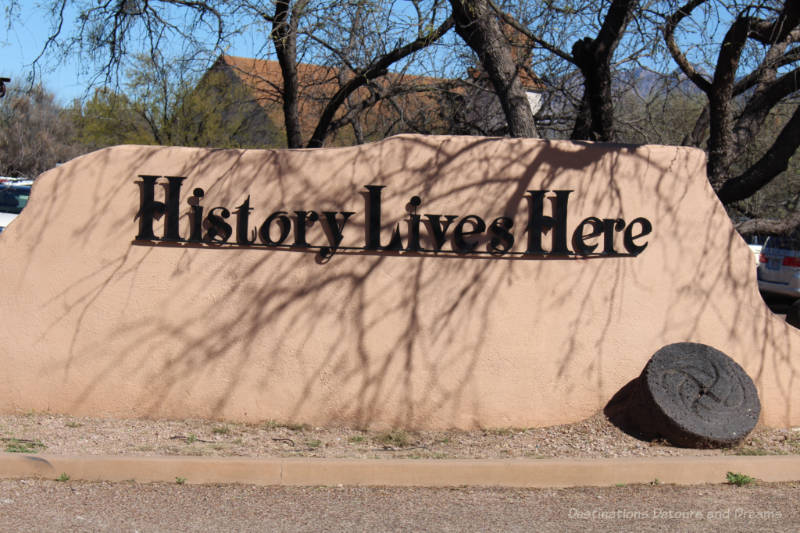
[[664, 0, 712, 94], [735, 210, 800, 236], [717, 102, 800, 203], [306, 15, 454, 147]]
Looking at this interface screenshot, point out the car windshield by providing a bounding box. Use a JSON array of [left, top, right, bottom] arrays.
[[0, 186, 30, 215]]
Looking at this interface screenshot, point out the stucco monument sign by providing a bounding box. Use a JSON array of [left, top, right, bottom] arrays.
[[0, 135, 798, 435]]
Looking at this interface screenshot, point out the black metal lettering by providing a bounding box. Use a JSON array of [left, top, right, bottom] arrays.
[[187, 188, 205, 242], [624, 217, 652, 256], [135, 175, 163, 241], [259, 211, 291, 246], [161, 177, 185, 242], [320, 211, 355, 251], [572, 216, 604, 256], [424, 214, 458, 251], [135, 175, 184, 241], [526, 190, 572, 255], [601, 218, 626, 255], [363, 185, 403, 251], [204, 207, 232, 243], [293, 210, 319, 248], [487, 216, 514, 255], [453, 215, 486, 253], [406, 214, 423, 252], [235, 196, 257, 245], [405, 196, 423, 252]]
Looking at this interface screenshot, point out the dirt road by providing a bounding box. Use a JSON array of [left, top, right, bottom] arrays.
[[1, 480, 797, 532]]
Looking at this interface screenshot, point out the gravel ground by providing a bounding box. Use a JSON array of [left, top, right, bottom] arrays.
[[0, 411, 798, 459], [1, 412, 799, 532], [0, 480, 798, 532]]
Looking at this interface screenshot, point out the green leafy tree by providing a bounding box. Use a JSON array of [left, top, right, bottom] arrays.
[[165, 65, 286, 149], [71, 55, 285, 150], [71, 88, 154, 150]]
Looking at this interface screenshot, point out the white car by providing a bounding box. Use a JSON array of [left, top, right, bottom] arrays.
[[748, 243, 763, 265], [757, 236, 800, 298], [0, 179, 32, 233]]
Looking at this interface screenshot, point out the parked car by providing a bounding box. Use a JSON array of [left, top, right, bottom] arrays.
[[0, 179, 32, 233], [757, 235, 800, 298], [743, 234, 768, 265]]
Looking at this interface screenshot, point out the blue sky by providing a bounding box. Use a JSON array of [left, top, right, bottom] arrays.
[[2, 3, 87, 103], [1, 1, 743, 106], [1, 3, 261, 104]]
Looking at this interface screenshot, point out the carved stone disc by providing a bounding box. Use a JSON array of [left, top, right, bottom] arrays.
[[639, 342, 760, 448]]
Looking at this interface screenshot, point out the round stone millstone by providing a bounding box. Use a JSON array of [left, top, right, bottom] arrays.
[[638, 342, 761, 448]]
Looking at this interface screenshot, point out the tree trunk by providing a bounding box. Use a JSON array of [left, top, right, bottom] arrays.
[[569, 0, 636, 142], [706, 15, 750, 190], [449, 0, 537, 138], [270, 0, 304, 149]]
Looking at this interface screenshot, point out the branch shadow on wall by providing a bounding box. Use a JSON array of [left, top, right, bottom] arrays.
[[6, 135, 798, 429]]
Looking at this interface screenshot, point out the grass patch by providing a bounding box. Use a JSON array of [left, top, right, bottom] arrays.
[[4, 438, 45, 454], [306, 439, 322, 449], [175, 477, 186, 485], [56, 473, 70, 482], [787, 436, 800, 453], [726, 471, 755, 486], [212, 426, 231, 436], [65, 421, 82, 428], [735, 447, 775, 456], [348, 435, 365, 443], [484, 428, 515, 437], [264, 420, 310, 432]]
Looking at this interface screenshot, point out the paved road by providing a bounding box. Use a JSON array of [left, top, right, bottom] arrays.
[[1, 479, 798, 532]]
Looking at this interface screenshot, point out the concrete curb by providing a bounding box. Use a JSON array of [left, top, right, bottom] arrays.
[[1, 454, 800, 487]]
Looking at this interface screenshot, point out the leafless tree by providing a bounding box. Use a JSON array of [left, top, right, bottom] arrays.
[[18, 0, 800, 233], [31, 0, 455, 148], [449, 0, 652, 141], [0, 84, 79, 177], [664, 0, 800, 232], [442, 0, 800, 231]]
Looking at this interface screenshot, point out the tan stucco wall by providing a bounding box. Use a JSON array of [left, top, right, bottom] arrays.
[[1, 135, 798, 429]]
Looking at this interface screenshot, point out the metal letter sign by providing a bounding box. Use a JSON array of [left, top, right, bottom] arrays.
[[134, 177, 652, 260]]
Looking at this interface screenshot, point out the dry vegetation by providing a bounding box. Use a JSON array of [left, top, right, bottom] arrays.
[[1, 411, 798, 460]]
